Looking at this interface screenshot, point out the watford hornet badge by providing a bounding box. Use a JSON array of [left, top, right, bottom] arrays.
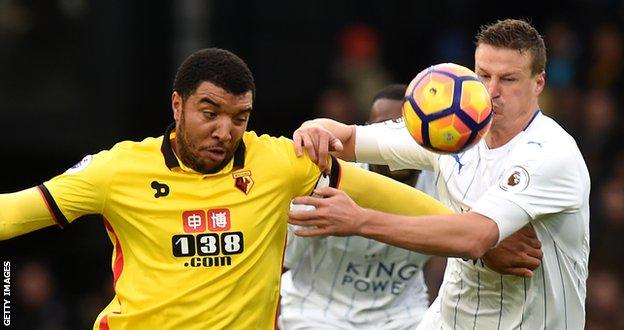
[[233, 170, 254, 195]]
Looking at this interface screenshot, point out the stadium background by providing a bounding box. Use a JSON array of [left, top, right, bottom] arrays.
[[1, 0, 622, 328]]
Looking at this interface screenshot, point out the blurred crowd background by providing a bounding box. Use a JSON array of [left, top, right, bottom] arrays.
[[0, 0, 623, 329]]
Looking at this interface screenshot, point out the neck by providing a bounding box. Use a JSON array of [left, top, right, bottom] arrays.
[[486, 109, 538, 149], [485, 128, 519, 149]]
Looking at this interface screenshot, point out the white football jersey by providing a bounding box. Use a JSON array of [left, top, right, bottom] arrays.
[[280, 164, 438, 330], [355, 112, 590, 329]]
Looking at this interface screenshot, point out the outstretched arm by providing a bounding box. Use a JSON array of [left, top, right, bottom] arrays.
[[292, 160, 542, 277], [289, 187, 498, 260], [293, 119, 356, 172], [0, 187, 57, 240]]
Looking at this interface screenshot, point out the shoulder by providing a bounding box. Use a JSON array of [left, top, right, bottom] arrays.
[[515, 114, 582, 163], [510, 115, 589, 189], [242, 131, 285, 148], [70, 136, 163, 175], [109, 136, 163, 155], [95, 136, 163, 161], [526, 114, 578, 149], [242, 131, 322, 193], [243, 131, 310, 162]]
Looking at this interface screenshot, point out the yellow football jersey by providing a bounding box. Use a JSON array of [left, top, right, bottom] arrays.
[[35, 125, 451, 330]]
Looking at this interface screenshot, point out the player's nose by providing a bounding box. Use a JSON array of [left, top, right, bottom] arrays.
[[486, 79, 501, 98], [212, 118, 232, 142]]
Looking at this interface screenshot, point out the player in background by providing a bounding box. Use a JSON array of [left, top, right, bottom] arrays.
[[280, 84, 439, 329], [0, 48, 456, 330], [280, 84, 542, 329], [290, 19, 589, 329]]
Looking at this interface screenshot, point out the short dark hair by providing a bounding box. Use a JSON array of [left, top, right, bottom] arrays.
[[475, 19, 546, 76], [372, 84, 407, 103], [173, 48, 255, 100]]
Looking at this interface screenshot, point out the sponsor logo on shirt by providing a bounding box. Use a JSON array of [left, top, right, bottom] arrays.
[[207, 209, 231, 231], [182, 210, 207, 233], [452, 154, 465, 174], [173, 208, 243, 268], [340, 261, 421, 295], [151, 181, 170, 198]]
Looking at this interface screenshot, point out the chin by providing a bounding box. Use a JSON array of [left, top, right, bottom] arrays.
[[201, 157, 232, 174]]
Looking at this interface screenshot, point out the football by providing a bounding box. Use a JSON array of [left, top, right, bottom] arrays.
[[402, 63, 493, 154]]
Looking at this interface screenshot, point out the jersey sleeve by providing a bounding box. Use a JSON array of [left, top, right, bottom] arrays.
[[355, 120, 438, 172], [270, 135, 326, 197], [471, 141, 588, 242], [278, 133, 450, 218], [41, 150, 116, 225], [336, 158, 452, 217], [0, 187, 57, 240]]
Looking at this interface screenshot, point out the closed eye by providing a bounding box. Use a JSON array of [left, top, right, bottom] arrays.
[[233, 116, 248, 125], [203, 111, 217, 119]]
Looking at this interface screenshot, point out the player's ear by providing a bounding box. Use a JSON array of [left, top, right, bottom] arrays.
[[172, 91, 183, 122], [534, 71, 545, 95]]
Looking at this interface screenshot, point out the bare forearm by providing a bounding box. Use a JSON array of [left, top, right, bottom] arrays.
[[356, 210, 499, 259]]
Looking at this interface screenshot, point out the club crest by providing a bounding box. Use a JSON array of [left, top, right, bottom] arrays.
[[233, 170, 254, 195]]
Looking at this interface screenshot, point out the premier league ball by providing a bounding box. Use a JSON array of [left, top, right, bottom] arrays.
[[402, 63, 493, 154]]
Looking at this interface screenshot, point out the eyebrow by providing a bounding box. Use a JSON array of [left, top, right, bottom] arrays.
[[238, 108, 253, 115], [199, 97, 253, 114], [198, 97, 220, 108], [475, 67, 521, 77]]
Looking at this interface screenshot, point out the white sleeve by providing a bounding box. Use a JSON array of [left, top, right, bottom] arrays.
[[472, 141, 587, 243], [354, 119, 437, 172], [471, 194, 532, 244], [284, 224, 310, 269]]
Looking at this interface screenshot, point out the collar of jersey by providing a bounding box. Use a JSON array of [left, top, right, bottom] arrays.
[[160, 123, 246, 174], [523, 109, 541, 131]]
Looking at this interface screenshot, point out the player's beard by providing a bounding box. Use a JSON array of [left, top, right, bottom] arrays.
[[175, 110, 237, 174]]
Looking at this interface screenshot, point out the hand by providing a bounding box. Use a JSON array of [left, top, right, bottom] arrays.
[[482, 225, 543, 277], [293, 121, 344, 173], [288, 186, 363, 237]]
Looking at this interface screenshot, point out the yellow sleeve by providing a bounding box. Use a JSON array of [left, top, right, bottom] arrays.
[[1, 149, 116, 240], [0, 187, 57, 240], [41, 150, 114, 225], [335, 158, 453, 216], [266, 135, 323, 197]]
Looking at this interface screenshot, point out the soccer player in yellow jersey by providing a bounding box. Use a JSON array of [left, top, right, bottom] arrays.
[[0, 48, 455, 329]]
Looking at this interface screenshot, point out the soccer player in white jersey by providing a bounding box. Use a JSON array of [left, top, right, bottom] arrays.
[[281, 84, 542, 330], [280, 85, 438, 330], [289, 19, 590, 329]]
